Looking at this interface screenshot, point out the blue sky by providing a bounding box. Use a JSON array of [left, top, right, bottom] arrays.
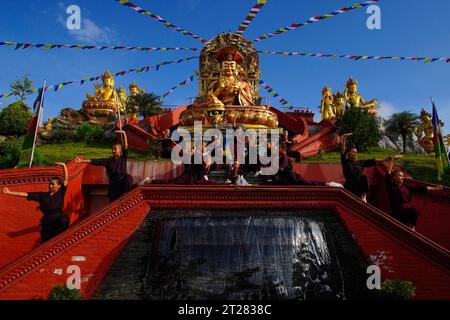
[[1, 0, 449, 134]]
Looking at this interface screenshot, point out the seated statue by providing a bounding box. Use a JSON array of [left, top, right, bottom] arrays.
[[344, 77, 378, 114], [320, 86, 336, 121], [179, 36, 278, 129], [204, 51, 255, 107], [83, 70, 121, 114], [86, 70, 118, 103]]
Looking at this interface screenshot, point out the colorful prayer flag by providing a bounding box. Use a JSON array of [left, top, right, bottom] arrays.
[[18, 87, 46, 167]]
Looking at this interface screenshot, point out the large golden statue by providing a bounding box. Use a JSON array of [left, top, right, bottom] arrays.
[[320, 86, 336, 121], [344, 77, 378, 114], [333, 91, 345, 117], [204, 50, 255, 107], [179, 33, 278, 129], [82, 70, 123, 115], [415, 108, 435, 154]]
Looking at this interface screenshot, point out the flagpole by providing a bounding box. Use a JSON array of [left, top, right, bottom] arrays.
[[29, 81, 46, 168], [115, 90, 124, 145]]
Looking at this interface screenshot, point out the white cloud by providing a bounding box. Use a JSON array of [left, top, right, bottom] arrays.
[[69, 19, 112, 45], [378, 101, 399, 120], [56, 9, 112, 45]]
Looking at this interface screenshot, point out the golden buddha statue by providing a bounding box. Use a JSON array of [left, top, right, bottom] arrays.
[[333, 91, 345, 117], [86, 70, 117, 102], [129, 80, 144, 96], [204, 50, 255, 107], [320, 86, 336, 121], [344, 77, 378, 114], [179, 33, 278, 129], [83, 70, 120, 115], [415, 108, 435, 154], [117, 86, 127, 113]]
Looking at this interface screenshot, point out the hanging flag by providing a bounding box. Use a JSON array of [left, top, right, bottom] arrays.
[[158, 74, 197, 99], [431, 99, 450, 181], [259, 79, 293, 109], [236, 0, 268, 34], [17, 86, 46, 167], [0, 56, 198, 101], [115, 0, 207, 43], [0, 40, 200, 52], [258, 50, 449, 64], [252, 0, 380, 42]]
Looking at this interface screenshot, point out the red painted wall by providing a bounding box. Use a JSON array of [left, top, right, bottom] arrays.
[[0, 191, 149, 300], [333, 204, 450, 299], [0, 162, 87, 269], [0, 160, 182, 269]]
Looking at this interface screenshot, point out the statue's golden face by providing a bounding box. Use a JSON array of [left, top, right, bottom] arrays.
[[104, 77, 114, 87], [348, 84, 357, 94], [222, 61, 237, 76], [130, 87, 139, 95], [322, 89, 332, 97]]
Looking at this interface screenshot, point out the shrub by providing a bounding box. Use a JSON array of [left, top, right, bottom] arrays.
[[378, 279, 416, 300], [48, 285, 83, 300], [75, 123, 112, 144], [0, 138, 23, 169], [336, 107, 382, 151], [86, 125, 107, 144], [48, 128, 75, 144], [0, 101, 32, 136], [75, 123, 92, 142]]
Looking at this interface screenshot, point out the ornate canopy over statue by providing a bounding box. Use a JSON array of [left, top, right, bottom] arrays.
[[198, 32, 261, 100], [180, 33, 278, 129]]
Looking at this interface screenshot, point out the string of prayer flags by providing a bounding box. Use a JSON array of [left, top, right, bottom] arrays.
[[252, 0, 380, 42], [236, 0, 268, 34], [115, 0, 207, 43]]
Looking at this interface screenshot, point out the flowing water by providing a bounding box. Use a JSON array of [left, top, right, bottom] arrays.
[[145, 216, 345, 300]]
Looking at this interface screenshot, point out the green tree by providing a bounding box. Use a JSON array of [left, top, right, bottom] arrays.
[[0, 138, 23, 169], [336, 107, 382, 151], [127, 92, 163, 118], [385, 112, 419, 153], [10, 75, 34, 102], [0, 101, 33, 136]]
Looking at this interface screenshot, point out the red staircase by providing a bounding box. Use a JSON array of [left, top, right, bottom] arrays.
[[0, 185, 449, 300]]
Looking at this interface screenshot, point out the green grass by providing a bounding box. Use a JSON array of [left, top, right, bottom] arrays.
[[36, 142, 153, 165], [304, 147, 450, 187]]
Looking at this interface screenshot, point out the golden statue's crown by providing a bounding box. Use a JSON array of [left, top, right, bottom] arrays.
[[334, 91, 343, 98], [129, 80, 139, 90], [322, 86, 332, 95], [217, 47, 244, 64], [102, 70, 114, 81], [346, 76, 358, 87]]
